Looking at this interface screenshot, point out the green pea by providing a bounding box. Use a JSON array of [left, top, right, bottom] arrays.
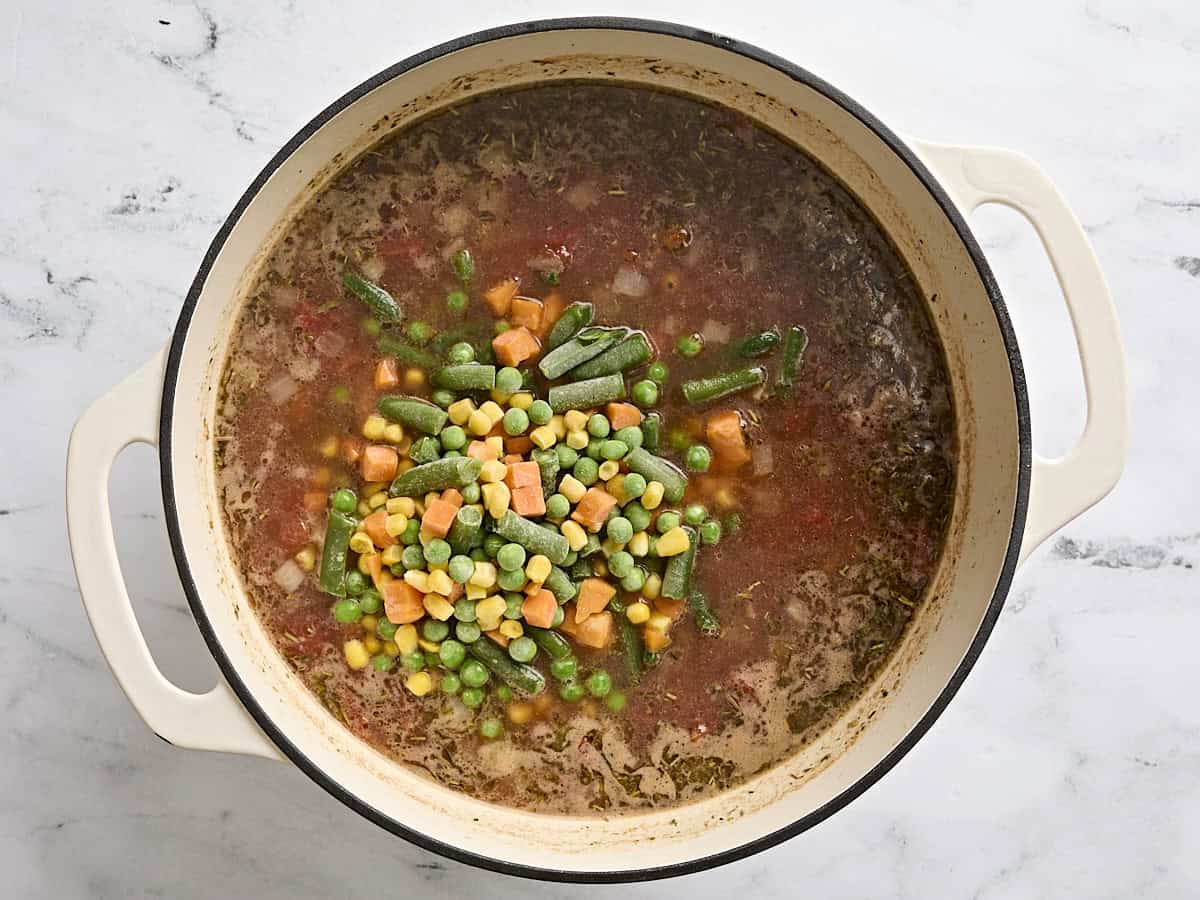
[[358, 588, 382, 615], [656, 511, 681, 533], [607, 516, 634, 545], [446, 555, 473, 584], [503, 407, 529, 435], [586, 670, 612, 698], [559, 680, 585, 703], [432, 389, 456, 408], [343, 569, 366, 596], [685, 444, 712, 473], [551, 606, 565, 628], [362, 317, 382, 337], [461, 481, 481, 504], [456, 621, 482, 643], [440, 425, 467, 450], [631, 379, 659, 408], [495, 366, 523, 395], [600, 439, 628, 460], [623, 501, 652, 533], [586, 436, 605, 460], [447, 341, 475, 365], [606, 690, 627, 713], [371, 654, 394, 672], [407, 321, 432, 345], [461, 686, 485, 708], [424, 539, 452, 565], [452, 599, 476, 624], [438, 639, 467, 670], [376, 618, 399, 640], [498, 567, 527, 592], [400, 518, 422, 546], [494, 320, 511, 335], [330, 385, 351, 404], [401, 545, 425, 570], [446, 289, 469, 315], [587, 414, 611, 438], [333, 599, 362, 624], [422, 619, 449, 642], [409, 435, 441, 465], [573, 457, 599, 485], [502, 592, 525, 619], [724, 511, 742, 534], [550, 656, 577, 681], [675, 332, 704, 357], [647, 361, 668, 384], [450, 248, 474, 284], [469, 547, 487, 562], [528, 399, 553, 425], [441, 673, 462, 695], [483, 533, 505, 558], [620, 566, 647, 593], [331, 488, 357, 515], [479, 717, 504, 740], [508, 636, 537, 663], [424, 650, 442, 667], [700, 519, 723, 545], [538, 494, 565, 520], [460, 659, 489, 688], [495, 684, 514, 703], [555, 444, 579, 468], [668, 428, 691, 452], [622, 473, 647, 500], [684, 503, 708, 526], [561, 549, 578, 567], [614, 426, 643, 452], [402, 651, 426, 672], [496, 543, 527, 572], [607, 551, 634, 578]]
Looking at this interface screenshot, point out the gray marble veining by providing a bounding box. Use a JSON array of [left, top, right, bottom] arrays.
[[3, 0, 1197, 896]]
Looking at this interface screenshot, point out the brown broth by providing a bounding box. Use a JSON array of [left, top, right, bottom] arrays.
[[215, 83, 955, 815]]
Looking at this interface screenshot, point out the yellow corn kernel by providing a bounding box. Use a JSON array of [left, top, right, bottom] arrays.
[[560, 520, 588, 552], [381, 544, 403, 566], [383, 423, 405, 444], [592, 559, 608, 577], [466, 409, 491, 436], [383, 640, 400, 657], [482, 481, 511, 519], [605, 474, 626, 502], [349, 532, 375, 555], [425, 491, 441, 508], [403, 569, 430, 593], [368, 491, 389, 510], [656, 526, 690, 557], [418, 638, 441, 653], [529, 425, 557, 449], [364, 416, 389, 441], [507, 702, 533, 725], [525, 554, 552, 585], [626, 601, 651, 625], [385, 513, 409, 537], [405, 671, 433, 696], [413, 500, 426, 517], [498, 619, 524, 639], [628, 531, 650, 558], [597, 460, 619, 481], [548, 415, 567, 439], [714, 487, 736, 510], [642, 573, 662, 600], [293, 545, 316, 572], [377, 570, 394, 586], [641, 480, 665, 510], [448, 398, 476, 426], [465, 583, 488, 601], [418, 527, 434, 547], [363, 635, 382, 655], [646, 613, 672, 634], [423, 593, 454, 620], [360, 614, 379, 633], [475, 594, 507, 630], [361, 481, 387, 497], [559, 475, 586, 504], [508, 391, 533, 411], [395, 624, 419, 655], [318, 435, 340, 459], [386, 496, 415, 517], [601, 538, 626, 557], [479, 400, 505, 426], [470, 561, 498, 589], [563, 410, 589, 432], [404, 368, 425, 390], [356, 500, 372, 517], [485, 435, 505, 458], [479, 459, 508, 483], [490, 387, 512, 404], [396, 457, 414, 474], [356, 553, 376, 575], [427, 568, 453, 596], [565, 429, 590, 450], [343, 639, 370, 670]]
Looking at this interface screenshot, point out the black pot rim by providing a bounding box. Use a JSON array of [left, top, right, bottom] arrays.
[[158, 16, 1030, 885]]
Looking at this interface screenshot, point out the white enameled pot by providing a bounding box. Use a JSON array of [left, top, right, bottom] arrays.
[[66, 19, 1127, 882]]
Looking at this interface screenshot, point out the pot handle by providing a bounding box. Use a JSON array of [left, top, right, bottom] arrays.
[[67, 347, 283, 760], [911, 140, 1128, 565]]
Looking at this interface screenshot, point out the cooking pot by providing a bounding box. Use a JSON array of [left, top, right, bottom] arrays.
[[66, 18, 1127, 881]]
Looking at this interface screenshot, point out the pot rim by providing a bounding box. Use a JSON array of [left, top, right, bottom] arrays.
[[158, 16, 1031, 883]]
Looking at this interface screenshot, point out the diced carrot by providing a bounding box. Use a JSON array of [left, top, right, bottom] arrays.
[[360, 445, 399, 482], [302, 491, 327, 513], [367, 553, 385, 591], [374, 357, 400, 390], [571, 487, 619, 532], [575, 611, 613, 649], [558, 605, 579, 638], [521, 589, 557, 629], [539, 291, 566, 338], [605, 402, 643, 430], [505, 435, 534, 455], [509, 296, 545, 331], [487, 419, 506, 438], [447, 580, 464, 602], [503, 453, 524, 465], [420, 498, 458, 538], [705, 409, 752, 470], [340, 436, 364, 465], [485, 629, 509, 648], [511, 484, 545, 517], [382, 582, 424, 624], [362, 510, 398, 548], [484, 278, 519, 316], [441, 488, 463, 509], [505, 460, 542, 490], [654, 597, 686, 621], [575, 578, 616, 623], [467, 440, 501, 461], [492, 326, 541, 367], [643, 626, 671, 652]]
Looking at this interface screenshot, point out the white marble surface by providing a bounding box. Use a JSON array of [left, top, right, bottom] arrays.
[[3, 0, 1197, 895]]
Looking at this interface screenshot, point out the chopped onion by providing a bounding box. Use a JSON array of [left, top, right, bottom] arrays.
[[314, 330, 347, 357], [753, 443, 775, 476], [612, 264, 649, 298], [701, 318, 732, 344], [273, 559, 305, 594], [565, 180, 601, 210], [265, 373, 298, 403]]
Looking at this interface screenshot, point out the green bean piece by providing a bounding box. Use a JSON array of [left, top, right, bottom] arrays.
[[525, 626, 573, 660], [493, 511, 570, 564], [610, 599, 644, 686], [544, 301, 594, 352], [688, 588, 721, 636], [640, 412, 662, 451], [388, 457, 482, 497], [569, 558, 592, 580], [378, 396, 449, 434], [735, 327, 781, 358], [531, 448, 560, 497], [318, 507, 356, 597], [680, 366, 766, 405], [543, 565, 577, 603], [433, 364, 496, 392], [662, 526, 698, 599], [538, 327, 626, 379], [467, 638, 546, 695], [376, 334, 439, 370], [569, 331, 653, 379], [580, 532, 603, 558], [450, 248, 474, 285], [775, 325, 810, 395], [342, 272, 403, 324], [447, 505, 484, 554], [548, 374, 626, 414], [624, 447, 688, 503]]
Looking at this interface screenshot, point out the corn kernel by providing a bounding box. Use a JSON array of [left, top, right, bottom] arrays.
[[356, 500, 372, 517], [485, 435, 505, 457], [656, 526, 690, 557], [362, 481, 387, 497], [628, 531, 650, 557], [424, 593, 454, 620], [343, 639, 370, 670], [418, 638, 440, 653], [548, 415, 567, 439], [383, 640, 400, 656], [349, 532, 375, 554], [592, 559, 608, 577], [377, 570, 394, 586], [448, 398, 476, 426], [601, 538, 626, 557], [498, 619, 524, 639], [642, 573, 662, 600], [386, 496, 414, 516], [466, 583, 487, 601], [479, 400, 505, 426], [363, 415, 388, 441], [427, 568, 453, 595], [605, 474, 628, 503], [318, 435, 339, 459], [418, 527, 434, 547], [404, 570, 430, 592], [647, 612, 673, 633], [425, 491, 441, 508], [566, 429, 590, 450], [383, 423, 405, 444], [403, 368, 425, 390], [559, 475, 586, 504], [467, 409, 492, 436], [470, 561, 498, 589], [482, 481, 511, 518], [359, 615, 378, 634], [479, 459, 508, 483], [525, 554, 552, 584], [560, 520, 588, 552], [413, 500, 426, 517], [641, 481, 665, 510], [396, 458, 414, 474], [507, 702, 533, 725], [475, 594, 507, 630], [385, 513, 409, 537], [597, 460, 619, 481], [626, 601, 651, 624], [405, 671, 433, 696], [508, 392, 533, 411], [381, 544, 403, 566], [395, 624, 419, 654], [363, 635, 382, 655], [564, 410, 589, 432], [356, 553, 376, 575], [293, 545, 316, 572], [368, 491, 389, 510], [529, 425, 557, 449], [714, 487, 736, 510]]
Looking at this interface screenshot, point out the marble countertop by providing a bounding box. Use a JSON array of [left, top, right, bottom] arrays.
[[4, 0, 1197, 896]]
